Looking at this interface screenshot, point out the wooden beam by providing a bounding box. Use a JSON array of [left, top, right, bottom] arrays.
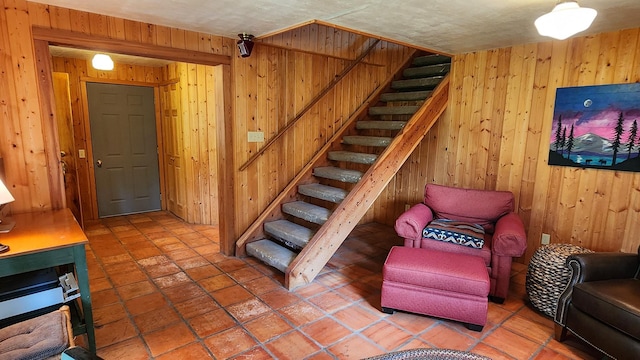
[[216, 64, 237, 255], [254, 41, 382, 66], [33, 39, 65, 210], [32, 27, 231, 66], [286, 75, 450, 289]]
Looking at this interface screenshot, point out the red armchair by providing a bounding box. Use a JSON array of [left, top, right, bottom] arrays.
[[395, 184, 527, 302]]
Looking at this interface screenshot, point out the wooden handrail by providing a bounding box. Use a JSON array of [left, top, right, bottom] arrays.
[[239, 39, 381, 171]]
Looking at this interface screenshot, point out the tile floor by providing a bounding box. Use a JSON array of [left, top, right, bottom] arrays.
[[79, 211, 603, 359]]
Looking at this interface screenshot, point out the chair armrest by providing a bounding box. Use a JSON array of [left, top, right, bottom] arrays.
[[567, 252, 638, 283], [394, 203, 433, 241], [555, 251, 638, 325], [491, 212, 527, 257]]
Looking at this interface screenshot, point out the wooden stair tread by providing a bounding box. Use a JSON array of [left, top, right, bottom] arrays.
[[246, 239, 296, 273], [264, 219, 314, 249], [282, 201, 331, 225], [313, 166, 363, 183], [328, 150, 378, 164]]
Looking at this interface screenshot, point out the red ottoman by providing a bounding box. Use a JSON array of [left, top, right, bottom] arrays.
[[381, 246, 490, 331]]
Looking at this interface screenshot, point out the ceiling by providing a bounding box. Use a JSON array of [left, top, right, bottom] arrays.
[[34, 0, 640, 54]]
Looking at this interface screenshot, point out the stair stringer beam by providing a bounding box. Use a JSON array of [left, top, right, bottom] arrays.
[[285, 75, 450, 290], [234, 51, 417, 257]]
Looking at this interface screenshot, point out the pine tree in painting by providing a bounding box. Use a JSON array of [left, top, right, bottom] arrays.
[[566, 124, 575, 160], [611, 112, 625, 165], [627, 120, 638, 160], [554, 115, 563, 153]]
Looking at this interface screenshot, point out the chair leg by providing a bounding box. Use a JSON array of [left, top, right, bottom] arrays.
[[381, 307, 395, 314], [465, 323, 484, 332], [554, 324, 568, 342]]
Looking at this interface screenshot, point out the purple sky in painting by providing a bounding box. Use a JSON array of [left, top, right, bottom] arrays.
[[549, 83, 640, 142]]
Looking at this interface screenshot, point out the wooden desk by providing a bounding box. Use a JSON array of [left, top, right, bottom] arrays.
[[0, 209, 95, 353]]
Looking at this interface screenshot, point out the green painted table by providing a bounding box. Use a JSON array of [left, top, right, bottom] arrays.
[[0, 209, 95, 353]]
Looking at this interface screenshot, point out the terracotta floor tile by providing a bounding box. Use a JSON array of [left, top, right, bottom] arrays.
[[184, 264, 222, 281], [101, 253, 134, 265], [265, 330, 321, 359], [211, 284, 254, 307], [293, 282, 329, 298], [386, 311, 437, 334], [161, 283, 207, 303], [215, 258, 248, 273], [89, 277, 113, 293], [153, 271, 191, 288], [420, 323, 477, 351], [145, 262, 181, 278], [316, 271, 351, 288], [533, 348, 574, 360], [333, 304, 382, 331], [502, 314, 554, 344], [103, 261, 140, 275], [125, 291, 168, 316], [137, 255, 171, 267], [143, 322, 197, 357], [308, 290, 351, 313], [198, 273, 236, 292], [545, 337, 601, 359], [242, 276, 282, 295], [118, 234, 149, 245], [129, 246, 163, 260], [228, 266, 264, 283], [279, 301, 325, 327], [227, 298, 271, 323], [488, 302, 515, 324], [228, 346, 272, 360], [187, 308, 237, 338], [109, 269, 149, 286], [155, 342, 213, 360], [482, 327, 541, 359], [133, 306, 181, 333], [258, 288, 301, 309], [166, 248, 199, 261], [95, 317, 138, 349], [175, 256, 211, 270], [204, 326, 257, 359], [91, 288, 119, 308], [516, 304, 555, 328], [96, 336, 151, 360], [93, 302, 128, 326], [470, 342, 515, 360], [396, 338, 433, 351], [362, 320, 412, 351], [328, 334, 384, 359], [179, 236, 213, 248], [174, 295, 220, 319], [244, 312, 293, 343], [116, 280, 157, 300], [301, 317, 352, 346]]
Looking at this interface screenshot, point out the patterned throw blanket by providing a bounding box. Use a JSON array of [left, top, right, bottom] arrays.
[[422, 219, 485, 249]]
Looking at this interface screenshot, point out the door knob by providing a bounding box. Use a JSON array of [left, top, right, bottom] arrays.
[[96, 159, 102, 168]]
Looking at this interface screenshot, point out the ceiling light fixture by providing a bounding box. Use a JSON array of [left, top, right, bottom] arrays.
[[535, 1, 597, 40], [91, 53, 114, 70]]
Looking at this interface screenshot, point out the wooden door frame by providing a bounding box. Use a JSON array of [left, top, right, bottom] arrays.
[[82, 79, 165, 220], [31, 27, 237, 255]]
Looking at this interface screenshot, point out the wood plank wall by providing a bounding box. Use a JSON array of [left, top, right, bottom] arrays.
[[233, 23, 413, 237], [372, 29, 640, 260]]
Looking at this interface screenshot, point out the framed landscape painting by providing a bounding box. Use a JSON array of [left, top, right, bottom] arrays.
[[548, 83, 640, 173]]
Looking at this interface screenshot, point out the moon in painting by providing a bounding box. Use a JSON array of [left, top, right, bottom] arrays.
[[583, 99, 592, 107]]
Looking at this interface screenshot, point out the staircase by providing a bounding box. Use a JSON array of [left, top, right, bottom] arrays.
[[237, 53, 451, 289]]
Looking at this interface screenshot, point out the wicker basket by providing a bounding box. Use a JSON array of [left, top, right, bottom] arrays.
[[526, 243, 593, 317]]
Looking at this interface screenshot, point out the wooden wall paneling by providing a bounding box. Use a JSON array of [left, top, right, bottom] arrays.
[[27, 2, 51, 28], [518, 42, 553, 240], [123, 19, 142, 43], [235, 56, 249, 235], [475, 50, 496, 189], [205, 66, 219, 225], [485, 48, 511, 190], [568, 35, 601, 247], [2, 2, 51, 212], [107, 17, 126, 40], [155, 25, 172, 47], [48, 5, 71, 31], [68, 9, 90, 34], [88, 13, 108, 37], [217, 63, 235, 254], [0, 4, 30, 209], [197, 64, 211, 223]]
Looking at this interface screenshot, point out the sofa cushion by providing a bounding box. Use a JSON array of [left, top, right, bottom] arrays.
[[424, 184, 514, 231], [0, 309, 70, 360], [423, 219, 485, 248], [383, 246, 489, 297], [572, 278, 640, 340]]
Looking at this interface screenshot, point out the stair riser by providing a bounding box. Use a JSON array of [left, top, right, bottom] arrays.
[[413, 54, 451, 67], [392, 77, 444, 90], [403, 64, 451, 78], [342, 136, 391, 147], [369, 106, 419, 116], [380, 91, 431, 102]]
